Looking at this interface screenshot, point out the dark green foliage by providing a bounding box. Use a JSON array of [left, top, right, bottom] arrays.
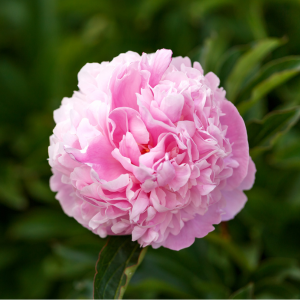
[[1, 0, 300, 298], [229, 283, 254, 299], [94, 236, 147, 299], [247, 107, 300, 157]]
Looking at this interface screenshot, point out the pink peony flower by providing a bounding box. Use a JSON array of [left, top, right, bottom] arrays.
[[49, 49, 256, 250]]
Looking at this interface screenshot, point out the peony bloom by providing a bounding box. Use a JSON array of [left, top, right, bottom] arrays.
[[49, 49, 256, 250]]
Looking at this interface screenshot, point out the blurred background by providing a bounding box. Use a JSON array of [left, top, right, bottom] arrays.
[[1, 0, 300, 298]]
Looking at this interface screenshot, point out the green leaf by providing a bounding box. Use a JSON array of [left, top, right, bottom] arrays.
[[67, 279, 94, 299], [189, 0, 234, 19], [246, 107, 300, 157], [138, 245, 230, 298], [269, 131, 300, 169], [125, 278, 198, 299], [229, 283, 254, 299], [253, 258, 300, 282], [245, 0, 267, 40], [205, 233, 252, 272], [0, 247, 18, 270], [0, 163, 28, 210], [17, 262, 51, 298], [225, 38, 283, 103], [239, 70, 297, 116], [9, 208, 87, 240], [216, 45, 249, 85], [93, 236, 147, 299], [255, 281, 300, 299], [197, 33, 229, 73], [236, 56, 300, 114]]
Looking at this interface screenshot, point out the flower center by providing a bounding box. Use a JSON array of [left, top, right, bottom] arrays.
[[139, 144, 150, 155]]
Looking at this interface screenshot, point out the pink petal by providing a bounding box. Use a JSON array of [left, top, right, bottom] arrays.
[[70, 165, 93, 190], [205, 72, 220, 91], [65, 134, 127, 181], [139, 133, 186, 168], [168, 163, 191, 191], [221, 189, 247, 221], [109, 108, 149, 146], [131, 191, 150, 222], [177, 121, 196, 138], [132, 164, 154, 183], [132, 226, 147, 241], [157, 160, 176, 187], [111, 222, 131, 234], [101, 174, 130, 192], [162, 202, 222, 250], [119, 132, 141, 166], [171, 56, 192, 70], [141, 49, 173, 87], [239, 157, 256, 191], [111, 148, 135, 173], [219, 100, 250, 190], [160, 93, 185, 123], [141, 179, 157, 193], [110, 62, 142, 111], [193, 61, 204, 74], [76, 118, 100, 149], [86, 101, 110, 138], [78, 63, 101, 94], [139, 105, 176, 144]]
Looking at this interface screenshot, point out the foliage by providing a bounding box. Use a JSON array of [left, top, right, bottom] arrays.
[[94, 236, 147, 299], [1, 0, 300, 298]]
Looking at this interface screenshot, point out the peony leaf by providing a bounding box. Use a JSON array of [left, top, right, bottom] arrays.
[[253, 260, 300, 297], [125, 278, 197, 299], [238, 70, 298, 115], [225, 38, 283, 103], [253, 258, 300, 283], [254, 281, 300, 299], [93, 236, 147, 299], [269, 130, 300, 169], [68, 279, 94, 299], [197, 33, 229, 73], [9, 208, 87, 240], [246, 107, 300, 157], [0, 163, 28, 210], [229, 283, 254, 299], [216, 45, 249, 85], [237, 56, 300, 114], [246, 0, 267, 40], [205, 232, 252, 271]]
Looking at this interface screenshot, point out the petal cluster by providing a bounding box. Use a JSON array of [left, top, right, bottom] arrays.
[[49, 49, 256, 250]]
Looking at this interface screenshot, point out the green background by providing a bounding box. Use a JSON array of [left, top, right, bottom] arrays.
[[1, 0, 300, 298]]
